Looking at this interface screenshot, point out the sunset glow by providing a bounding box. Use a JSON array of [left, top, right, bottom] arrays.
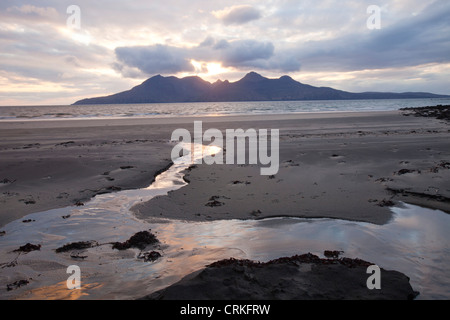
[[0, 0, 449, 105]]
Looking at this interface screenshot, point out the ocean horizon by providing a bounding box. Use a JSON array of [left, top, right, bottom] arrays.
[[1, 98, 450, 121]]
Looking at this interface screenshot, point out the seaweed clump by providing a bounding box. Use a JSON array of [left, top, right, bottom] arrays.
[[112, 230, 159, 250], [13, 243, 41, 253], [55, 241, 99, 253]]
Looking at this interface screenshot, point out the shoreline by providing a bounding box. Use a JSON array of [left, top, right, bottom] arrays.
[[0, 110, 401, 123], [0, 110, 400, 129]]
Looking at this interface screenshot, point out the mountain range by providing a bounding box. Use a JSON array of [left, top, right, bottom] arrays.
[[73, 72, 449, 105]]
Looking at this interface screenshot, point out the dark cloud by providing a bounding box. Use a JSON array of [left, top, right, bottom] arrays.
[[214, 5, 262, 25], [198, 36, 215, 47], [215, 40, 274, 65], [213, 39, 230, 50], [115, 45, 194, 75], [114, 38, 300, 76]]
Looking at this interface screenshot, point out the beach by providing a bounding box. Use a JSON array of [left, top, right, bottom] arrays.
[[133, 111, 450, 225], [1, 110, 449, 300]]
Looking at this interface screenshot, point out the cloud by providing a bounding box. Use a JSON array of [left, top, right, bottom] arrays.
[[115, 45, 195, 75], [113, 1, 448, 78], [6, 5, 59, 21], [114, 36, 303, 76], [212, 5, 262, 25], [216, 39, 274, 65], [291, 0, 450, 72], [1, 0, 449, 105], [114, 37, 300, 77]]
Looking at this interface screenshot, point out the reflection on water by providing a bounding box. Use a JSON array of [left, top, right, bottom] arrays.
[[15, 281, 103, 300], [0, 143, 449, 300], [148, 204, 450, 300]]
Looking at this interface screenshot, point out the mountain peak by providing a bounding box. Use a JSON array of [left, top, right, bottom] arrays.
[[279, 75, 294, 81], [241, 72, 266, 81], [73, 72, 450, 105]]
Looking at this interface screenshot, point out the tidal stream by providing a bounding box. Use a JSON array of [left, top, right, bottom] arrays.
[[0, 144, 448, 299]]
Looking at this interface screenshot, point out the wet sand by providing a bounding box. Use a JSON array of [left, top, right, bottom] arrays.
[[0, 120, 176, 227], [132, 111, 450, 225], [1, 111, 449, 300]]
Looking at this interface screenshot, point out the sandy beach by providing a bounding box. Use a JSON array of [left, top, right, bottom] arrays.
[[2, 111, 449, 227], [132, 111, 450, 225], [1, 110, 449, 300]]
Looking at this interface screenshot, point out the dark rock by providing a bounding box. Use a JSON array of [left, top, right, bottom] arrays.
[[112, 230, 159, 250], [396, 169, 417, 175], [55, 241, 99, 253], [400, 105, 450, 121], [7, 279, 29, 291], [144, 253, 419, 300], [324, 250, 344, 259], [21, 199, 36, 205], [205, 200, 224, 207], [430, 161, 450, 173], [56, 141, 75, 147], [138, 251, 162, 262], [0, 178, 15, 184], [377, 199, 395, 207], [13, 243, 41, 253]]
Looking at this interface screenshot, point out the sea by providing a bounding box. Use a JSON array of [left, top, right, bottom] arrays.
[[1, 98, 450, 121]]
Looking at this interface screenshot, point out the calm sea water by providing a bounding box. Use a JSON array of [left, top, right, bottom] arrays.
[[1, 98, 450, 121]]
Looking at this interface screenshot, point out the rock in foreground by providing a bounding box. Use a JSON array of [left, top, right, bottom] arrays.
[[144, 253, 419, 300]]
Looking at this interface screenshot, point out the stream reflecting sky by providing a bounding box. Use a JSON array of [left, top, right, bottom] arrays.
[[0, 144, 448, 299]]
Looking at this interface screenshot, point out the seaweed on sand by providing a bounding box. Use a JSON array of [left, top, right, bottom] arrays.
[[112, 230, 159, 250]]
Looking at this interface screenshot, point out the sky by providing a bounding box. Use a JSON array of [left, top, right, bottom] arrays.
[[0, 0, 449, 106]]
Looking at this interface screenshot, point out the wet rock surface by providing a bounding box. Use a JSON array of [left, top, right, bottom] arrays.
[[13, 243, 41, 253], [112, 230, 159, 250], [138, 251, 162, 262], [145, 253, 419, 300], [400, 105, 450, 121]]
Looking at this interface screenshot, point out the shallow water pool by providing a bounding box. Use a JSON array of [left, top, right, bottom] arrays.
[[0, 145, 448, 299]]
